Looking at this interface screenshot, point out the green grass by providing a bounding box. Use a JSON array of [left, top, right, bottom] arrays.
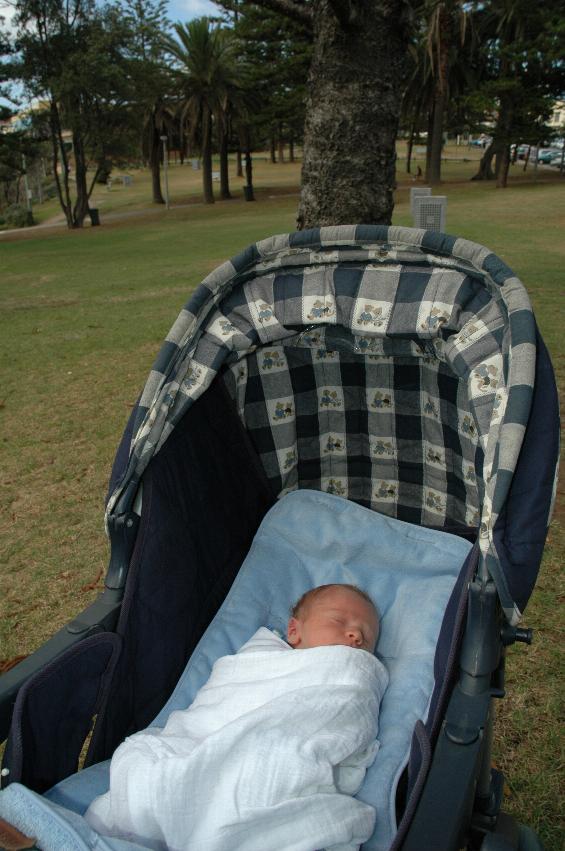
[[7, 153, 305, 226], [0, 195, 300, 656], [0, 155, 563, 848]]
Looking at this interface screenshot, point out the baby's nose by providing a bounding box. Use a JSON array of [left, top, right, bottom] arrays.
[[347, 629, 362, 646]]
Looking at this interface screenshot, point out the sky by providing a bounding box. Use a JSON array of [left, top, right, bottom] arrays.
[[168, 0, 217, 24], [0, 0, 218, 32], [0, 0, 219, 109]]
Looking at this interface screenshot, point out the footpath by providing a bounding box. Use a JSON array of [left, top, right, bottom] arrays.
[[0, 204, 185, 238]]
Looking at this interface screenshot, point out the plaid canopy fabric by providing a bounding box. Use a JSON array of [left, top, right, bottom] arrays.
[[107, 226, 538, 624]]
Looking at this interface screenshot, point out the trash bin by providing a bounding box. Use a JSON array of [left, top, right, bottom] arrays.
[[89, 208, 100, 226], [123, 175, 132, 186], [244, 185, 255, 202]]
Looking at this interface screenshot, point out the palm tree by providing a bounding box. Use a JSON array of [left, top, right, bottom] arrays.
[[120, 0, 174, 204], [471, 0, 539, 188], [164, 19, 239, 204], [401, 35, 434, 175], [423, 0, 469, 184], [401, 2, 475, 184], [217, 75, 260, 200]]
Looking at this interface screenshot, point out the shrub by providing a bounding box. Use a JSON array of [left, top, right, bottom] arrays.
[[43, 183, 58, 200], [4, 205, 31, 228], [96, 160, 113, 184]]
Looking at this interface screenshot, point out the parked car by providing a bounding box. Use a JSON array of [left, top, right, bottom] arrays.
[[470, 135, 491, 147], [514, 144, 532, 160], [537, 147, 561, 164]]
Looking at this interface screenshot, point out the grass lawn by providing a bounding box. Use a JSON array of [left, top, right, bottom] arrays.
[[0, 153, 563, 848], [15, 153, 306, 226]]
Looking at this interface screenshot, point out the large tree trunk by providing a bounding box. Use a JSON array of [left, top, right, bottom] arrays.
[[149, 125, 165, 205], [297, 1, 407, 229], [278, 121, 284, 163], [201, 108, 214, 204], [426, 4, 451, 186], [427, 88, 446, 185], [496, 144, 511, 188], [242, 126, 254, 201], [495, 95, 513, 189], [245, 150, 254, 200], [471, 141, 496, 181], [219, 128, 231, 199], [425, 106, 434, 178], [49, 100, 73, 228], [406, 113, 419, 174], [236, 147, 243, 177], [72, 131, 90, 227]]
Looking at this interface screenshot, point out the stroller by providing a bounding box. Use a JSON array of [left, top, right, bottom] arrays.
[[0, 225, 559, 851]]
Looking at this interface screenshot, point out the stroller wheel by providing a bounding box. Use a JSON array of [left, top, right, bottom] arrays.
[[478, 815, 545, 851], [517, 824, 545, 851]]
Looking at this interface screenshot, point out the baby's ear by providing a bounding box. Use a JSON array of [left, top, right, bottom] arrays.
[[287, 617, 301, 647]]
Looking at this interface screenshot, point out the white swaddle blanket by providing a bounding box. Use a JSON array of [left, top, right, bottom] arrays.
[[85, 627, 388, 851]]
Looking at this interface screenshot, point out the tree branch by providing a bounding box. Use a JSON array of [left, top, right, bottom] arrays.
[[49, 101, 71, 226], [88, 162, 103, 197], [249, 0, 313, 27], [326, 0, 353, 29]]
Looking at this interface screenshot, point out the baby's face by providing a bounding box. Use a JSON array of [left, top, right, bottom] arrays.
[[287, 587, 378, 653]]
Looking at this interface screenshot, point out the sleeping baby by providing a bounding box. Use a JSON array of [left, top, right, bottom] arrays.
[[85, 584, 388, 851], [286, 583, 380, 652]]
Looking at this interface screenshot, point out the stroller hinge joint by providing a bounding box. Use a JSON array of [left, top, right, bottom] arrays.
[[460, 580, 501, 685], [106, 510, 140, 589], [445, 723, 480, 746], [444, 685, 490, 746]]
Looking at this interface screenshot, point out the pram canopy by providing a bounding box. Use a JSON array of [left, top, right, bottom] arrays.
[[107, 225, 557, 624]]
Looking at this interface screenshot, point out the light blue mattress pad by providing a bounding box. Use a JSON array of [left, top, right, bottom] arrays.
[[0, 490, 472, 851]]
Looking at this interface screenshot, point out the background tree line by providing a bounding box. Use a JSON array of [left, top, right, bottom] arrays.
[[1, 0, 564, 229]]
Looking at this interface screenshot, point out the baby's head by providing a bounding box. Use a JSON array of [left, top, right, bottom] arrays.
[[287, 584, 379, 653]]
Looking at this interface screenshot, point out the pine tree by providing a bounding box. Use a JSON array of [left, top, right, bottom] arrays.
[[10, 0, 134, 227], [119, 0, 174, 204]]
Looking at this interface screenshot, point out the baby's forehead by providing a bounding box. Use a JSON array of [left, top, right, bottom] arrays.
[[309, 587, 374, 616], [310, 587, 347, 606]]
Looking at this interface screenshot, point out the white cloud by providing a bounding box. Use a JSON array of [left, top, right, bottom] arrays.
[[0, 0, 218, 32], [0, 3, 21, 108], [0, 1, 18, 33], [167, 0, 218, 24]]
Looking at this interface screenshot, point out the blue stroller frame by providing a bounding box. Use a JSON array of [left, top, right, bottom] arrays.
[[0, 225, 559, 851]]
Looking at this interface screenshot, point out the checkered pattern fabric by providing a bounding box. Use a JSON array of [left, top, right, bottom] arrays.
[[223, 337, 481, 529], [107, 226, 539, 625]]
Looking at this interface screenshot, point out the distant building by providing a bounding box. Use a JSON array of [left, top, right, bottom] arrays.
[[0, 100, 51, 133], [0, 112, 21, 133], [548, 100, 565, 131]]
